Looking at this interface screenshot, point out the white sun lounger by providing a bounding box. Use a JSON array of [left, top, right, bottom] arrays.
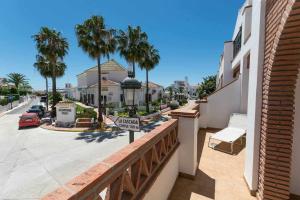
[[208, 113, 247, 154]]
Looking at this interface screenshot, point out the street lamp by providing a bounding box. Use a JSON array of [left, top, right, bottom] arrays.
[[121, 69, 142, 143]]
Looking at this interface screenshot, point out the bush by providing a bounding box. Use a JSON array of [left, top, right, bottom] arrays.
[[0, 98, 8, 106], [76, 105, 97, 119], [0, 87, 9, 96], [49, 93, 63, 104], [169, 102, 179, 110], [13, 94, 20, 101], [179, 98, 188, 106]]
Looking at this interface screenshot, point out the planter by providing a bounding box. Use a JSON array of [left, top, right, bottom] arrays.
[[75, 118, 94, 128]]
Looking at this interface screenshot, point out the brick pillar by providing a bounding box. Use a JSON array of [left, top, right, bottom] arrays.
[[258, 0, 300, 199]]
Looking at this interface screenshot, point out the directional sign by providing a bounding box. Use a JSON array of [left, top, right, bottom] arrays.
[[115, 117, 140, 132]]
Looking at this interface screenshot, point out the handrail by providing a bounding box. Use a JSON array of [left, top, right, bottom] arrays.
[[42, 119, 179, 200]]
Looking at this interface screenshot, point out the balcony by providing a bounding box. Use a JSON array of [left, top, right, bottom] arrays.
[[168, 129, 255, 200], [42, 102, 254, 200]]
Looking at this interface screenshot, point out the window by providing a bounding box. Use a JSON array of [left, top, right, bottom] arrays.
[[87, 94, 90, 104], [102, 87, 108, 91], [246, 54, 250, 69], [233, 27, 242, 58], [91, 94, 94, 105], [233, 65, 240, 78]]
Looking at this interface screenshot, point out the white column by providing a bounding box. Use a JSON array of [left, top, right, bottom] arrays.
[[244, 0, 266, 192], [177, 115, 199, 177]]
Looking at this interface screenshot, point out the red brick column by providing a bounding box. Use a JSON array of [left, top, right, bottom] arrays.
[[258, 0, 300, 199]]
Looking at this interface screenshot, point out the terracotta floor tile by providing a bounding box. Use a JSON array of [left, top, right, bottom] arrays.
[[168, 130, 256, 200]]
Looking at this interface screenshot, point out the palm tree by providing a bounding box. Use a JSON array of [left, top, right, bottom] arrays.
[[7, 73, 27, 89], [116, 26, 148, 78], [33, 27, 68, 115], [34, 55, 51, 110], [140, 44, 160, 113], [166, 86, 173, 100], [75, 16, 116, 123]]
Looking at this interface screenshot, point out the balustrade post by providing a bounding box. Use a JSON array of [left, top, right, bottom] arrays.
[[170, 103, 200, 178]]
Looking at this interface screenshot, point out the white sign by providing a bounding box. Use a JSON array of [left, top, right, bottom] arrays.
[[115, 117, 140, 132], [56, 102, 76, 124]]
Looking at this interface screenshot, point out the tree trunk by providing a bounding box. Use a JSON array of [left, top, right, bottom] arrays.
[[45, 77, 49, 111], [132, 62, 135, 78], [97, 56, 103, 123], [146, 69, 149, 113], [51, 76, 56, 117]]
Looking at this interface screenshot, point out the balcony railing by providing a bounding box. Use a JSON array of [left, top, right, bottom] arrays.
[[42, 119, 179, 200]]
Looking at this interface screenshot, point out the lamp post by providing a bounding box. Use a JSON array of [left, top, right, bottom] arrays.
[[121, 66, 142, 143]]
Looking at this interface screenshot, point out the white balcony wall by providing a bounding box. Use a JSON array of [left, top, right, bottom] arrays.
[[290, 75, 300, 195], [199, 78, 241, 129], [143, 149, 179, 200]]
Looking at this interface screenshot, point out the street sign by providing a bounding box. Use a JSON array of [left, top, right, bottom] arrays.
[[115, 117, 140, 132]]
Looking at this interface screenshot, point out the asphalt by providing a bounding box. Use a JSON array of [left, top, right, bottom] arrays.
[[0, 99, 152, 199]]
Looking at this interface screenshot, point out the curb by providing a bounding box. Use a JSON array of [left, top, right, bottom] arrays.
[[0, 98, 32, 118], [40, 124, 107, 133]]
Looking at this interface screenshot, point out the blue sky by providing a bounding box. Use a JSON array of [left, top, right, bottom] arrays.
[[0, 0, 244, 90]]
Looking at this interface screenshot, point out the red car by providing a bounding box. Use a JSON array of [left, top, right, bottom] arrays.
[[19, 113, 40, 129]]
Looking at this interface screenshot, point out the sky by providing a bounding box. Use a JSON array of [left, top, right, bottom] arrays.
[[0, 0, 244, 90]]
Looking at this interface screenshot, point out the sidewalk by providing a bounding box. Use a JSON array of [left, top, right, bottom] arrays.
[[0, 98, 32, 118]]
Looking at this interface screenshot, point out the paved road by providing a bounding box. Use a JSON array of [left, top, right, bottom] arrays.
[[0, 99, 151, 200]]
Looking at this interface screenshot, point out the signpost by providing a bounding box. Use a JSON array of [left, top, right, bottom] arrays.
[[115, 117, 140, 132]]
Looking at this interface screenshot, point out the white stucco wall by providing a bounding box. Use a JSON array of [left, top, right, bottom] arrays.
[[223, 42, 234, 86], [244, 0, 265, 192], [199, 78, 241, 129], [198, 102, 208, 128], [86, 70, 98, 87], [77, 73, 88, 88], [107, 70, 127, 83], [178, 116, 198, 175], [290, 75, 300, 195], [143, 149, 179, 200]]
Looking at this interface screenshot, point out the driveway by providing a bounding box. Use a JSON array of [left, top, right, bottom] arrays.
[[0, 99, 162, 199]]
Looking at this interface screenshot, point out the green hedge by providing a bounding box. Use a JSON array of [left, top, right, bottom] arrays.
[[76, 105, 97, 119], [0, 99, 8, 106]]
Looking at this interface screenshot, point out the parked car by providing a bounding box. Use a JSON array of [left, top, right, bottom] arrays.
[[27, 108, 44, 118], [31, 105, 45, 115], [40, 96, 47, 103], [19, 113, 40, 129]]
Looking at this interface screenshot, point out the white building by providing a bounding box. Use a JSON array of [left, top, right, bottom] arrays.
[[199, 0, 300, 198], [77, 59, 163, 107], [170, 76, 198, 99], [64, 83, 80, 100]]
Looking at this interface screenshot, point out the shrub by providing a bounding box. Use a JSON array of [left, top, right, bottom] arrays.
[[49, 93, 63, 104], [76, 105, 97, 119], [0, 98, 8, 106], [0, 87, 9, 96], [13, 94, 20, 101], [169, 102, 179, 110], [179, 98, 188, 106]]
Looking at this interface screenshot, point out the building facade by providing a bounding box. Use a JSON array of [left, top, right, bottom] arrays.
[[200, 0, 300, 198], [77, 59, 163, 108]]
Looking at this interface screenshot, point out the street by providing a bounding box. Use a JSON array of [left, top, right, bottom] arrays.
[[0, 98, 148, 199]]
